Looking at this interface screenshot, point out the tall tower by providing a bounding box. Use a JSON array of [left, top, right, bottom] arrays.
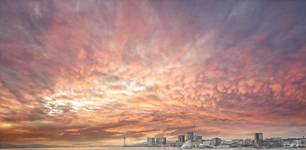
[[254, 133, 263, 147], [123, 135, 126, 146]]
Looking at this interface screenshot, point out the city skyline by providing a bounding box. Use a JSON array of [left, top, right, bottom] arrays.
[[1, 0, 306, 146], [144, 132, 306, 148]]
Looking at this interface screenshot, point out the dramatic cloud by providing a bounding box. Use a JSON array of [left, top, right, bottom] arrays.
[[0, 0, 306, 145]]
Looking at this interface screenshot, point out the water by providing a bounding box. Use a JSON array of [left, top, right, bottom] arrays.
[[1, 147, 306, 150]]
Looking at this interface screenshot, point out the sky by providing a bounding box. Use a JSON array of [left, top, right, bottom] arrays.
[[0, 0, 306, 146]]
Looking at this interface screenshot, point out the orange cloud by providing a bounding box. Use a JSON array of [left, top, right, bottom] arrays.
[[1, 0, 306, 145]]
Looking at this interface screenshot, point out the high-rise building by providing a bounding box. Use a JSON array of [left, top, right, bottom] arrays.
[[147, 137, 156, 146], [187, 132, 194, 141], [255, 133, 263, 147], [178, 135, 185, 144], [156, 137, 167, 145]]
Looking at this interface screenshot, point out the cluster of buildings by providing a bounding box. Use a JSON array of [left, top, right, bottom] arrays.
[[177, 132, 203, 146], [146, 137, 167, 146], [145, 132, 306, 148]]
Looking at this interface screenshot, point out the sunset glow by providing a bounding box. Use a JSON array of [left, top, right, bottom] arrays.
[[0, 0, 306, 146]]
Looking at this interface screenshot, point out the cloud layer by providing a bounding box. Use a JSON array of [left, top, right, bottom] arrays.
[[0, 0, 306, 145]]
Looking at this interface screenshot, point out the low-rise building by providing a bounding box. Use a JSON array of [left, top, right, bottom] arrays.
[[195, 135, 203, 144], [230, 139, 243, 147], [242, 139, 254, 146], [210, 137, 222, 146], [264, 137, 282, 147], [283, 137, 306, 147]]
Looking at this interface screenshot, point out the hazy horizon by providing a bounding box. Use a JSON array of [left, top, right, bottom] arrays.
[[1, 147, 306, 150], [0, 0, 306, 146]]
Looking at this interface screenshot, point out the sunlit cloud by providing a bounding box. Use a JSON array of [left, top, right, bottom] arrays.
[[0, 0, 306, 145]]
